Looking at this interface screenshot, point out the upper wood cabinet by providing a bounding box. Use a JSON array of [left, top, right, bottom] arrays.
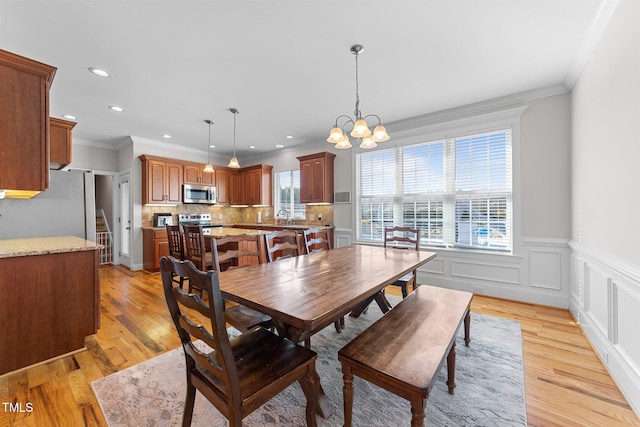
[[137, 154, 272, 206], [139, 155, 183, 204], [0, 49, 56, 195], [183, 162, 215, 185], [240, 164, 273, 206], [50, 117, 76, 170], [297, 152, 336, 204], [215, 168, 231, 205]]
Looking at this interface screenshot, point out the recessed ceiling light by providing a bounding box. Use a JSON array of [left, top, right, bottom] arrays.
[[286, 135, 293, 139], [88, 67, 110, 77], [275, 144, 284, 148], [209, 145, 215, 148], [249, 145, 256, 149], [161, 134, 171, 139], [63, 114, 77, 120], [108, 105, 124, 112]]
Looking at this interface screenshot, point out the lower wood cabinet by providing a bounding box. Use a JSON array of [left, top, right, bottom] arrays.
[[143, 228, 170, 272], [0, 249, 99, 375]]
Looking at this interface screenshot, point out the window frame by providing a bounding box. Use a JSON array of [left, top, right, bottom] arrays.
[[274, 169, 306, 220], [352, 107, 523, 255]]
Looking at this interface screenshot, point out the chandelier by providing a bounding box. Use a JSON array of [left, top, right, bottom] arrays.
[[203, 119, 214, 173], [327, 44, 390, 149], [228, 108, 240, 168]]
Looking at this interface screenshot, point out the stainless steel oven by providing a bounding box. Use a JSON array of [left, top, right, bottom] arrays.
[[183, 184, 216, 204]]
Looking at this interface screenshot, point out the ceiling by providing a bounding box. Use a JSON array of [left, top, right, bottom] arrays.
[[0, 0, 608, 161]]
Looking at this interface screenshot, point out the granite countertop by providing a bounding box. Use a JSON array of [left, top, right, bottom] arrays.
[[206, 227, 271, 237], [0, 236, 102, 259], [233, 223, 333, 230], [142, 224, 333, 231]]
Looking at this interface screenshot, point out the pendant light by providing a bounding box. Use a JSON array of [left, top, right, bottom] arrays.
[[203, 119, 215, 173], [327, 44, 390, 149], [228, 108, 240, 168]]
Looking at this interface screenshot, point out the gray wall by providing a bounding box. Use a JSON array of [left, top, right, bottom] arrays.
[[0, 170, 86, 239]]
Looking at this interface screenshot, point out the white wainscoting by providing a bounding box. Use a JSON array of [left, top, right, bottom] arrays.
[[337, 229, 571, 308], [570, 242, 640, 417], [419, 237, 571, 308]]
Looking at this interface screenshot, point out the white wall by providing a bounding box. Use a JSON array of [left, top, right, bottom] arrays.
[[570, 0, 640, 416]]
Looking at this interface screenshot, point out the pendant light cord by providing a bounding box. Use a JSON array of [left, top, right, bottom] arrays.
[[232, 111, 237, 157], [354, 51, 360, 118], [208, 122, 212, 163]]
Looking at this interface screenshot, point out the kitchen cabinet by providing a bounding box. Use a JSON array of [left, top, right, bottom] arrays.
[[139, 155, 183, 204], [0, 49, 56, 196], [298, 152, 336, 204], [239, 164, 273, 206], [50, 117, 76, 170], [183, 162, 215, 185], [215, 168, 231, 204], [0, 237, 100, 375], [229, 171, 243, 205], [142, 228, 170, 272]]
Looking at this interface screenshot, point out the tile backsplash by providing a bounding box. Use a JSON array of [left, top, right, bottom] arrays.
[[142, 204, 333, 227]]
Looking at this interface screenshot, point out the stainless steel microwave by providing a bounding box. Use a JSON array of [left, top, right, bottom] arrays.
[[183, 184, 216, 204]]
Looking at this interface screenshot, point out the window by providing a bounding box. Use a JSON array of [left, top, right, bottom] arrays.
[[356, 129, 512, 252], [275, 170, 305, 219]]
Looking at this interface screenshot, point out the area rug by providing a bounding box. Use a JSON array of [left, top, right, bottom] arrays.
[[92, 299, 527, 426]]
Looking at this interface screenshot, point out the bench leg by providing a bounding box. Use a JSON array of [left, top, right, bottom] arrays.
[[410, 394, 426, 427], [446, 341, 457, 394], [342, 364, 354, 427], [464, 310, 471, 346]]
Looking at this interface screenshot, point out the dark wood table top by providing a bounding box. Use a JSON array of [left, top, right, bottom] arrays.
[[219, 244, 437, 341]]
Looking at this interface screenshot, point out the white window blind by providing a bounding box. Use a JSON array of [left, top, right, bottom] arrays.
[[275, 170, 305, 219], [356, 128, 512, 252]]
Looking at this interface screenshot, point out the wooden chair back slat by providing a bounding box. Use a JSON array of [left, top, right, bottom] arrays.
[[265, 230, 301, 262], [383, 226, 420, 299], [303, 228, 332, 254], [166, 224, 185, 260], [212, 234, 264, 271]]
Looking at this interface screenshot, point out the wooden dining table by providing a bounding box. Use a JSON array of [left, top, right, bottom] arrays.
[[218, 243, 437, 417]]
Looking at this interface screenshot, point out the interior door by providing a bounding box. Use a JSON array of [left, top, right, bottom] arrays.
[[119, 171, 132, 268]]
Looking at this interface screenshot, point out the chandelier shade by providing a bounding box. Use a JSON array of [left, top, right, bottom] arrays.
[[327, 44, 390, 150]]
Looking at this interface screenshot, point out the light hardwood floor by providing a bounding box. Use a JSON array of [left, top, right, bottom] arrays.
[[1, 264, 639, 426]]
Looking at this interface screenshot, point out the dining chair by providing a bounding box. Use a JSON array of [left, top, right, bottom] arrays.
[[384, 226, 421, 298], [166, 224, 186, 289], [264, 229, 302, 262], [159, 256, 320, 427], [182, 224, 214, 296], [303, 227, 332, 254], [302, 227, 344, 333], [211, 234, 273, 332]]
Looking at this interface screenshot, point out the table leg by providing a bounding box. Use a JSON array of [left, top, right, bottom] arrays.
[[446, 341, 457, 394], [410, 394, 426, 427], [464, 310, 471, 346]]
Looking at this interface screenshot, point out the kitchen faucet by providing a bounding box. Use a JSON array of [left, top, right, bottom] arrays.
[[277, 209, 292, 225]]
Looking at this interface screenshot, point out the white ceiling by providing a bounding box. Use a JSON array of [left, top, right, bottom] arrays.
[[0, 0, 608, 160]]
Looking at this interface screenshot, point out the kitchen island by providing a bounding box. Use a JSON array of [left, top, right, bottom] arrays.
[[0, 236, 101, 375]]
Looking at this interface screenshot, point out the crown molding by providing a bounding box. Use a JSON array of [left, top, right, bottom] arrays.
[[564, 0, 621, 89], [386, 84, 568, 136]]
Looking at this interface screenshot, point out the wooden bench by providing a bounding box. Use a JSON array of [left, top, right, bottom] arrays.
[[338, 285, 473, 427]]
